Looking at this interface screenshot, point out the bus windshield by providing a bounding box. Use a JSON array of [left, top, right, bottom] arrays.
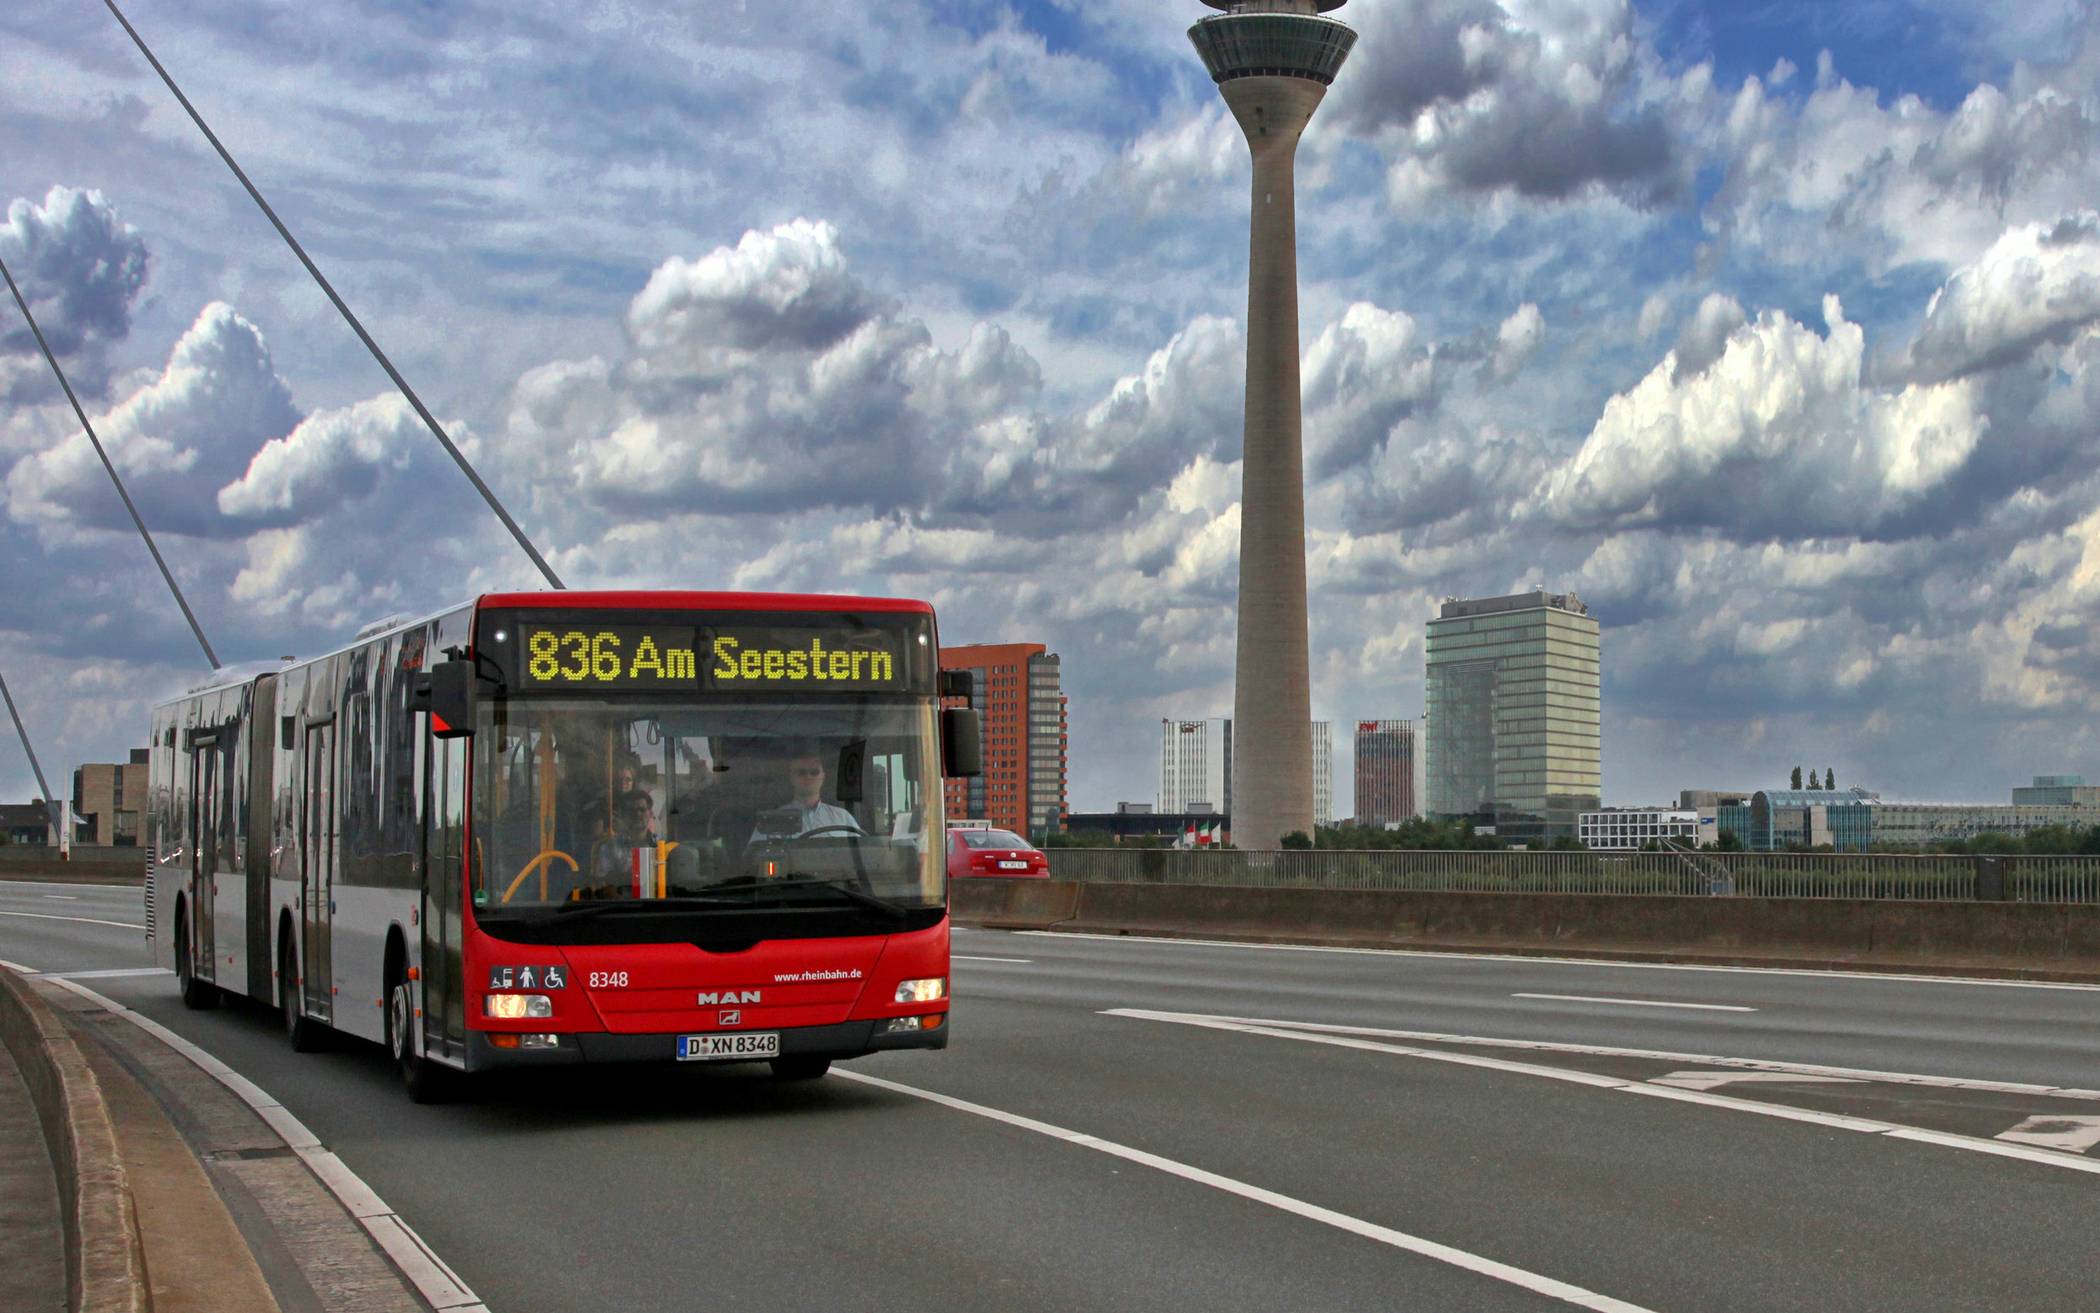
[[470, 696, 943, 916]]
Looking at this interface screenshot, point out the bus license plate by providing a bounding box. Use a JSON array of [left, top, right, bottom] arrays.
[[678, 1033, 780, 1061]]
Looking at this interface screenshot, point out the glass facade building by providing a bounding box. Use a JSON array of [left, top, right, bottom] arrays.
[[1424, 591, 1600, 844], [1353, 719, 1417, 825]]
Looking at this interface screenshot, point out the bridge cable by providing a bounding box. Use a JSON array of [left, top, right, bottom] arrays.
[[97, 0, 567, 591], [1, 253, 222, 669], [0, 667, 64, 836]]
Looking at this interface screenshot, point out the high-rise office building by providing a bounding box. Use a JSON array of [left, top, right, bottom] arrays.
[[1188, 0, 1357, 850], [941, 644, 1068, 837], [1160, 718, 1233, 816], [1353, 720, 1417, 825], [1311, 720, 1333, 827], [1424, 591, 1600, 844]]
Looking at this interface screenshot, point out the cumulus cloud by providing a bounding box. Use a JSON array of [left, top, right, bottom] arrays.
[[1538, 296, 1986, 540], [6, 303, 299, 538], [1671, 292, 1746, 381], [1489, 301, 1543, 378], [1902, 211, 2100, 383], [0, 186, 149, 399], [1302, 303, 1440, 478], [1327, 0, 1683, 207], [1713, 59, 2100, 272]]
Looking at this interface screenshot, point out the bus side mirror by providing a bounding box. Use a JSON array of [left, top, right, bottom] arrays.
[[835, 741, 866, 804], [425, 660, 477, 739], [941, 708, 981, 778]]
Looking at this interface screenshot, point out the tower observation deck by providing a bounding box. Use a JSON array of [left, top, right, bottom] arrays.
[[1186, 0, 1355, 849], [1190, 1, 1356, 86]]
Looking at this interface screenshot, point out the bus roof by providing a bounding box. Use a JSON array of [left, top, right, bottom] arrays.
[[475, 590, 934, 615]]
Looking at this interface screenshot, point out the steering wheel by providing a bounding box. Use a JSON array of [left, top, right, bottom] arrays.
[[501, 849, 578, 903], [792, 825, 865, 840]]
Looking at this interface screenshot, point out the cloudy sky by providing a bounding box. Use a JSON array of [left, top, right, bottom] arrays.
[[6, 0, 2100, 815]]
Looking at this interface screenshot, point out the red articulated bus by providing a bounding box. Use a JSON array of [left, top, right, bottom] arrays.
[[146, 591, 981, 1101]]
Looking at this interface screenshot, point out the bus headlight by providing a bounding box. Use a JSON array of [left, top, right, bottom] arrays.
[[894, 977, 947, 1004], [484, 994, 553, 1019]]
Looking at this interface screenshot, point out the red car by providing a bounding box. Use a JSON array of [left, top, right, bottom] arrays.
[[947, 826, 1050, 879]]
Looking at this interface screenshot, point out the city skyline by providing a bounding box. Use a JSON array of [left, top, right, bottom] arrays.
[[7, 2, 2100, 815]]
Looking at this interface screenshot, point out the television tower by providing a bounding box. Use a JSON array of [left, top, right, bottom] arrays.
[[1189, 1, 1356, 849]]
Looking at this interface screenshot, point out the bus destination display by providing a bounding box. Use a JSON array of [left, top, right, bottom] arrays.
[[513, 624, 906, 692]]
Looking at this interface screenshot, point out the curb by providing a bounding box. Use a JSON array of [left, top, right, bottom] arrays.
[[0, 966, 148, 1313]]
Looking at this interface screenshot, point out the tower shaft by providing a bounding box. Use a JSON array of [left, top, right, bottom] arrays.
[[1225, 77, 1325, 850]]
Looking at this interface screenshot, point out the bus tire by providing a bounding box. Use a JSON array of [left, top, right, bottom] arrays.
[[769, 1056, 830, 1081], [281, 936, 322, 1052], [175, 912, 218, 1010], [387, 968, 451, 1104]]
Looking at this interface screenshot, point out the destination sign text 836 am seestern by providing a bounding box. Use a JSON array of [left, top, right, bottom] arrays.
[[510, 624, 906, 692]]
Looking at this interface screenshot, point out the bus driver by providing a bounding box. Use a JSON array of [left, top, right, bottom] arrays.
[[751, 751, 861, 841]]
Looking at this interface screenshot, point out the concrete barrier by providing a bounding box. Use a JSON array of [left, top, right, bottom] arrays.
[[0, 847, 147, 883], [950, 880, 2100, 979], [0, 968, 148, 1313]]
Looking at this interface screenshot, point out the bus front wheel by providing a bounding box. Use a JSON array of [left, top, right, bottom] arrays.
[[387, 971, 451, 1104]]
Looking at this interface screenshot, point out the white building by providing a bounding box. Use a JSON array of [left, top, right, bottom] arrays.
[[1312, 720, 1332, 827], [1160, 718, 1232, 815], [1579, 807, 1712, 851], [1160, 717, 1330, 828]]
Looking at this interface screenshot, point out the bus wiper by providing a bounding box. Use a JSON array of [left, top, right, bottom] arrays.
[[541, 895, 744, 917], [705, 876, 910, 919]]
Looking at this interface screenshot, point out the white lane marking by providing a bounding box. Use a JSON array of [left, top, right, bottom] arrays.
[[953, 955, 1034, 964], [835, 1069, 1664, 1313], [28, 968, 171, 981], [1650, 1071, 1863, 1092], [1996, 1116, 2100, 1154], [0, 880, 140, 892], [0, 909, 146, 930], [1009, 929, 2100, 991], [1098, 1009, 2100, 1102], [1512, 993, 1756, 1013], [30, 972, 489, 1312], [42, 895, 80, 901], [1109, 1010, 2100, 1178]]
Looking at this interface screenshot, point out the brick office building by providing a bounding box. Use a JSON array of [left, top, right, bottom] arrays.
[[940, 643, 1068, 838]]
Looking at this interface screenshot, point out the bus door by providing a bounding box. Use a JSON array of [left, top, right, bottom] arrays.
[[189, 735, 219, 982], [301, 720, 337, 1023], [420, 732, 468, 1059]]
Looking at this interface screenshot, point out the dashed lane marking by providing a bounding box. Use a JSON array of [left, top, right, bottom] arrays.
[[838, 1069, 1666, 1313], [27, 967, 171, 981], [0, 909, 146, 930], [1009, 929, 2100, 990], [1512, 993, 1756, 1012], [1098, 1009, 2100, 1101], [953, 955, 1034, 964], [1997, 1116, 2100, 1155], [1650, 1071, 1864, 1092], [1108, 1009, 2100, 1179]]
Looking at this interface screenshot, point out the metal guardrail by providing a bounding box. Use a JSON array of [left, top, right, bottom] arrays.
[[1041, 849, 2100, 904]]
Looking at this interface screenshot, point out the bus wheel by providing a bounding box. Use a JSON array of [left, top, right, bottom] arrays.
[[388, 973, 450, 1104], [281, 938, 321, 1052], [175, 917, 218, 1010], [769, 1056, 830, 1081]]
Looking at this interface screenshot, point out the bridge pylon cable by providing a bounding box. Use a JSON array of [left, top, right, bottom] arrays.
[[1, 253, 222, 670], [0, 666, 63, 835], [98, 0, 566, 591]]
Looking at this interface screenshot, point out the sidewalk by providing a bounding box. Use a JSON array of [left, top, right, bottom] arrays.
[[0, 1041, 66, 1313], [3, 967, 441, 1313]]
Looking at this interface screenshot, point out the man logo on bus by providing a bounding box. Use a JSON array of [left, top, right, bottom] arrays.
[[719, 1010, 741, 1026], [696, 990, 761, 1005]]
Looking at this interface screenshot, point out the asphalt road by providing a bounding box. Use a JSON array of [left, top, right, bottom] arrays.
[[5, 878, 2098, 1313]]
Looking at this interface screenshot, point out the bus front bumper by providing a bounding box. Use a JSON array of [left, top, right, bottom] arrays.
[[465, 1016, 949, 1069]]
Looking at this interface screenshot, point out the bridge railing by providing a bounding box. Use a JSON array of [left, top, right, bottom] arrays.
[[1038, 849, 2100, 903]]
